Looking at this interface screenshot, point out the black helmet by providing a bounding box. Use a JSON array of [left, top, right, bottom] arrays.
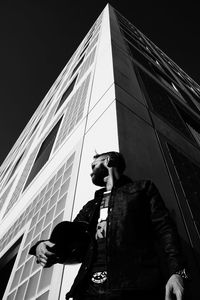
[[49, 221, 91, 264]]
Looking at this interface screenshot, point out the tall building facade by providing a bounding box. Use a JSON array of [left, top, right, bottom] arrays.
[[0, 4, 200, 299]]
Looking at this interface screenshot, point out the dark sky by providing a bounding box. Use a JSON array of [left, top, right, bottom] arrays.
[[0, 0, 200, 165]]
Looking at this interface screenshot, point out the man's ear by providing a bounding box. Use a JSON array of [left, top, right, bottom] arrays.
[[104, 156, 111, 168], [106, 156, 114, 168]]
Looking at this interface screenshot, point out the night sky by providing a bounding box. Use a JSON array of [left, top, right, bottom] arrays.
[[0, 0, 200, 165]]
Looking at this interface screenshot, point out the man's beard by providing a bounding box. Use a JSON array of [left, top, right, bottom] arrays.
[[91, 165, 109, 187]]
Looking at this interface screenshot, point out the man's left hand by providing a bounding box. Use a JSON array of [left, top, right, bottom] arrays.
[[165, 274, 184, 300]]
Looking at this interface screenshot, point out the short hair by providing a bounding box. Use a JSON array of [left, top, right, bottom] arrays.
[[93, 151, 126, 174]]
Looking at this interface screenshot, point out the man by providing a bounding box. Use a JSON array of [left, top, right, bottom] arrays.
[[34, 151, 187, 299]]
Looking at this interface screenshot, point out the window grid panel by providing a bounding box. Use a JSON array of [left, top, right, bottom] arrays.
[[0, 155, 73, 253], [0, 180, 14, 213], [7, 289, 16, 300], [5, 153, 75, 298], [0, 132, 36, 193], [85, 34, 99, 57], [54, 73, 91, 151], [15, 280, 28, 300], [36, 290, 49, 300], [24, 270, 40, 299], [3, 145, 40, 218], [77, 48, 96, 84], [41, 102, 58, 132]]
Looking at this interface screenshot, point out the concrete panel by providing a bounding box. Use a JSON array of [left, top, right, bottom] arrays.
[[115, 85, 152, 125], [73, 101, 119, 218], [112, 43, 146, 105], [116, 102, 189, 233], [89, 7, 114, 110], [86, 84, 115, 132]]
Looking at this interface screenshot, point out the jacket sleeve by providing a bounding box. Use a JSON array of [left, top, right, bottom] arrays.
[[73, 199, 95, 224], [146, 180, 184, 276]]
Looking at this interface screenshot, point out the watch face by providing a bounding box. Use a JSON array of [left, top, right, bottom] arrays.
[[176, 268, 189, 280]]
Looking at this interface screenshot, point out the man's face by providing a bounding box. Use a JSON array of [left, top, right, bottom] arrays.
[[90, 156, 109, 187]]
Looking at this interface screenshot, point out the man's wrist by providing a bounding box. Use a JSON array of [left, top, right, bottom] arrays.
[[174, 268, 189, 280]]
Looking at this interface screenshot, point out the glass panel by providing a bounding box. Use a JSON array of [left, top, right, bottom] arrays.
[[34, 200, 43, 214], [37, 267, 53, 292], [18, 246, 29, 267], [39, 187, 47, 199], [7, 290, 16, 300], [62, 165, 73, 182], [55, 194, 67, 216], [30, 235, 40, 250], [24, 228, 34, 246], [138, 69, 193, 139], [32, 258, 42, 273], [44, 206, 55, 227], [53, 177, 62, 193], [59, 179, 70, 198], [168, 144, 200, 233], [56, 77, 77, 112], [48, 190, 59, 209], [47, 176, 56, 190], [15, 281, 28, 300], [36, 290, 49, 300], [56, 165, 65, 180], [21, 257, 34, 281], [38, 203, 48, 220], [23, 118, 62, 191], [27, 208, 34, 222], [43, 188, 52, 205], [10, 266, 23, 290], [67, 153, 75, 165], [34, 217, 45, 237], [52, 211, 64, 229], [40, 224, 51, 240], [30, 212, 39, 229], [24, 270, 40, 299]]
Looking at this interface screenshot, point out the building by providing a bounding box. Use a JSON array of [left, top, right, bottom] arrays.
[[0, 4, 200, 299]]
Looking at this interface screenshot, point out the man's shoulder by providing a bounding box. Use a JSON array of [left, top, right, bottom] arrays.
[[120, 178, 153, 192]]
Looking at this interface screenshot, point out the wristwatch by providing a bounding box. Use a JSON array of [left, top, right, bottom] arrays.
[[175, 268, 189, 280]]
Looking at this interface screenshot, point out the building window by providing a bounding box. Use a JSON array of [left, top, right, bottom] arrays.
[[71, 56, 85, 78], [167, 144, 200, 235], [56, 77, 77, 113], [23, 118, 62, 191], [137, 69, 194, 140], [127, 41, 177, 90], [175, 104, 200, 147], [0, 236, 22, 299], [79, 43, 89, 59], [5, 152, 24, 184]]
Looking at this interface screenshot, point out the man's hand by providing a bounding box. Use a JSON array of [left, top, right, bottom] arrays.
[[35, 241, 58, 267], [165, 274, 184, 300]]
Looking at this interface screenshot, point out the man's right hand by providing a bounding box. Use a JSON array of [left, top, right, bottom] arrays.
[[35, 241, 58, 267]]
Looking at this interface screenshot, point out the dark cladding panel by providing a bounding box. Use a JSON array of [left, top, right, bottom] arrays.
[[167, 144, 200, 235]]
